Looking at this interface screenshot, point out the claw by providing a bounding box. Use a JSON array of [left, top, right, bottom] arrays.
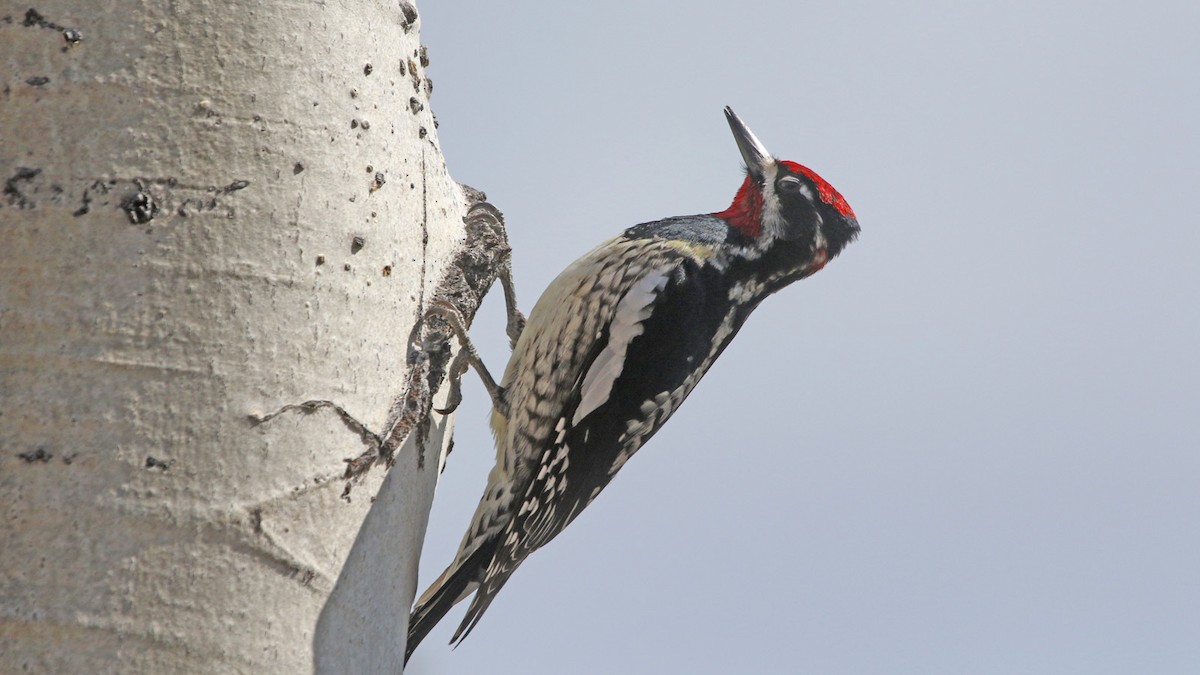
[[425, 298, 510, 417], [435, 348, 470, 415]]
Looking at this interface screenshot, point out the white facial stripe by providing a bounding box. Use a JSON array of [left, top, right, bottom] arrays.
[[758, 163, 790, 242], [572, 265, 673, 425]]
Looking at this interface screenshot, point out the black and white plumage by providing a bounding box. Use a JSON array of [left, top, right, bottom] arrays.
[[406, 107, 859, 662]]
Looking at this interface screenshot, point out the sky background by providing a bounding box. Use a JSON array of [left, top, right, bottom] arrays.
[[407, 2, 1200, 673]]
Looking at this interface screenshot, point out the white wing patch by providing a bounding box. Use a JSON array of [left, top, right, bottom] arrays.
[[572, 266, 673, 425]]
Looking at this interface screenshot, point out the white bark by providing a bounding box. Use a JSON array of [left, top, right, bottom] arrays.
[[1, 1, 460, 671]]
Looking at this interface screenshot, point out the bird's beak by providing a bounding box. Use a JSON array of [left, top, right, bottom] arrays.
[[724, 106, 773, 179]]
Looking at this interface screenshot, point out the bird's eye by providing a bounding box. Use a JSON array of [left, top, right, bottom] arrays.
[[778, 177, 803, 194], [778, 176, 815, 201]]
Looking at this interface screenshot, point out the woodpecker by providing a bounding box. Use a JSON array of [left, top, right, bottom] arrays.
[[407, 107, 859, 661]]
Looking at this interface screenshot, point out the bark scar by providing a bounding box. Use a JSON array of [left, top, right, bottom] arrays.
[[249, 188, 517, 499]]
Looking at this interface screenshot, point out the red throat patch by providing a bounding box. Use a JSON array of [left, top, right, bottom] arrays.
[[779, 160, 855, 218], [714, 176, 763, 238]]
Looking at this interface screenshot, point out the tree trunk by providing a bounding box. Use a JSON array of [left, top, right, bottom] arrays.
[[1, 1, 469, 671]]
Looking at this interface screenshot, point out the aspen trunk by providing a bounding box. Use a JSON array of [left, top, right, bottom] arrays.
[[1, 1, 463, 671]]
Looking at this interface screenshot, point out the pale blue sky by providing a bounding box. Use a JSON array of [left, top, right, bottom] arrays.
[[408, 2, 1200, 673]]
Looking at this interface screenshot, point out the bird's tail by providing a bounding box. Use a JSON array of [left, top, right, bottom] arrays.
[[447, 576, 504, 647], [405, 544, 492, 664]]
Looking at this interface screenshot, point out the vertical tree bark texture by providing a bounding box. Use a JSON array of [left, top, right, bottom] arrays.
[[1, 1, 460, 671]]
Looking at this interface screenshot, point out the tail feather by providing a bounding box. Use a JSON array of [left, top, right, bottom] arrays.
[[406, 566, 474, 663], [405, 543, 494, 664], [449, 567, 517, 648], [448, 584, 498, 647]]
